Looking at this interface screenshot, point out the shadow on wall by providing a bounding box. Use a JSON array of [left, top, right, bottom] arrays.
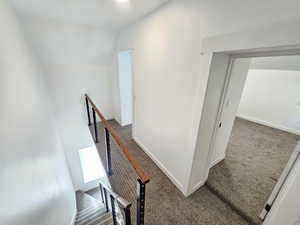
[[0, 1, 76, 225], [14, 13, 117, 190]]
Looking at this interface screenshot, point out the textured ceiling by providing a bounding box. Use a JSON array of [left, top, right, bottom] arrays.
[[9, 0, 170, 30]]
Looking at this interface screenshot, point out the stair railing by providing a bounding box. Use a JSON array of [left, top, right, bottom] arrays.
[[99, 180, 132, 225], [85, 94, 150, 225]]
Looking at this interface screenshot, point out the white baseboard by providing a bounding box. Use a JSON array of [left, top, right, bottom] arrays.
[[236, 115, 300, 135], [185, 172, 209, 197], [210, 155, 225, 168], [112, 117, 132, 127], [133, 136, 185, 194], [190, 180, 206, 194], [70, 210, 76, 225]]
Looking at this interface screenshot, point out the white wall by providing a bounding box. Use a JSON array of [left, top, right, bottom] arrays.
[[189, 19, 300, 225], [210, 58, 251, 167], [17, 14, 116, 190], [0, 1, 75, 225], [118, 51, 133, 126], [237, 69, 300, 135], [115, 0, 300, 194]]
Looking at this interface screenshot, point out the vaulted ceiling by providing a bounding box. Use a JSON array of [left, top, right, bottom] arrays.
[[9, 0, 170, 30]]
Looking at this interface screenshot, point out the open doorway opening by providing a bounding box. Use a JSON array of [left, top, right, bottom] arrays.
[[206, 55, 300, 224], [117, 50, 133, 127]]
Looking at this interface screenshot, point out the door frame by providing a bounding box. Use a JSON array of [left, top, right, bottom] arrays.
[[130, 49, 136, 139], [260, 141, 300, 220], [207, 57, 234, 167], [205, 48, 300, 221], [117, 50, 135, 128], [209, 49, 300, 168]]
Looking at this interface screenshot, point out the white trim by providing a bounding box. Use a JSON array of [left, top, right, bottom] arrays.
[[133, 136, 185, 194], [210, 156, 225, 168], [117, 50, 134, 128], [113, 117, 132, 127], [191, 180, 206, 194], [236, 114, 300, 135], [70, 210, 77, 225], [186, 173, 210, 197], [207, 58, 234, 171], [131, 49, 136, 139], [260, 141, 300, 220]]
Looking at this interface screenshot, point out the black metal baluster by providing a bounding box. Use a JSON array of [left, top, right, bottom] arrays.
[[105, 128, 113, 176], [92, 108, 98, 143], [124, 205, 132, 225], [99, 184, 104, 203], [137, 179, 147, 225], [110, 195, 117, 225], [85, 97, 91, 126], [103, 188, 109, 213]]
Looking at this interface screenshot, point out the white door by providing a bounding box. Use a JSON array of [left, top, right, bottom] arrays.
[[118, 51, 133, 126], [210, 58, 251, 167], [260, 141, 300, 220]]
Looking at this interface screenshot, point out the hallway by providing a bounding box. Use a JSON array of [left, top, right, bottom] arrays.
[[207, 118, 299, 224], [89, 121, 250, 225]]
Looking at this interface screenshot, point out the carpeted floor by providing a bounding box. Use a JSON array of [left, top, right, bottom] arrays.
[[88, 120, 250, 225], [206, 118, 300, 225]]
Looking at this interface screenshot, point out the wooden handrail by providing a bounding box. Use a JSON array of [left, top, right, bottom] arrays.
[[85, 94, 150, 184]]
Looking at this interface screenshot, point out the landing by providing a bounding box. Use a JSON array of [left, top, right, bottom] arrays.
[[89, 120, 250, 225]]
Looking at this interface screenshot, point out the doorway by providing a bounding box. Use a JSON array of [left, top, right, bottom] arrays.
[[206, 55, 300, 224], [117, 50, 133, 126]]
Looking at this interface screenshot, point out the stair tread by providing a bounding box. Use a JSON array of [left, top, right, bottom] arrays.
[[76, 211, 110, 225], [75, 191, 114, 225], [77, 205, 105, 218], [77, 213, 112, 225], [76, 209, 106, 223]]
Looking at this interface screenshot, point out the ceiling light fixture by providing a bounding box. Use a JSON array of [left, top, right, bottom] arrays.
[[116, 0, 129, 3]]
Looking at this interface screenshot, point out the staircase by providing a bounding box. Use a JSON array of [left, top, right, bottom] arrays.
[[75, 191, 113, 225], [85, 94, 150, 225]]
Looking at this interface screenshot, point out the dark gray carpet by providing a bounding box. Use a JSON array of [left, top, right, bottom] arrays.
[[206, 118, 299, 225], [88, 120, 250, 225]]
